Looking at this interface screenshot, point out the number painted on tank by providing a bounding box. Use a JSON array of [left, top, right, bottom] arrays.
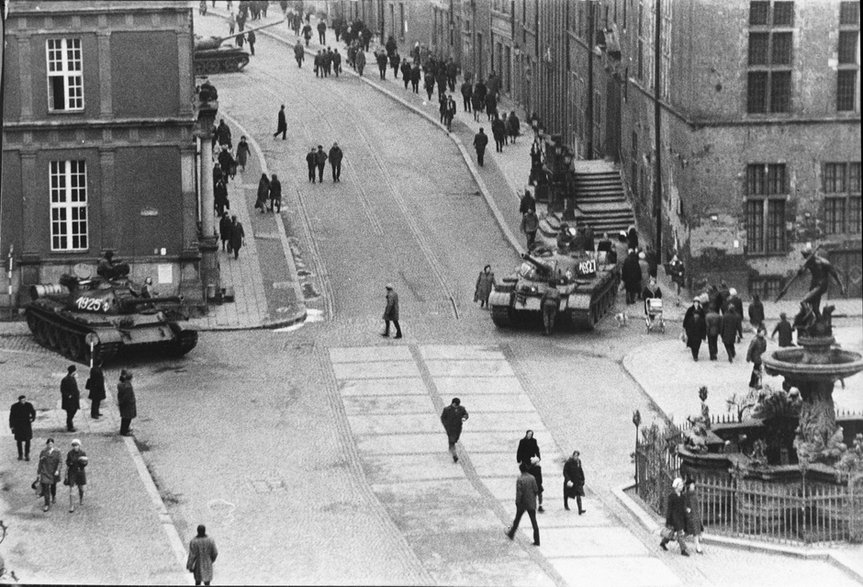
[[75, 296, 106, 312], [578, 259, 596, 275]]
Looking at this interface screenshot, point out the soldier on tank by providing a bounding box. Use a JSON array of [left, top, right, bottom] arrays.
[[96, 251, 129, 280]]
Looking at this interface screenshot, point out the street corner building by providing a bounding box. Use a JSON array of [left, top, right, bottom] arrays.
[[1, 1, 205, 311]]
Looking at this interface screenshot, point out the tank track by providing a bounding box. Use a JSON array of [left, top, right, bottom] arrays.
[[25, 307, 120, 364], [490, 305, 513, 328], [568, 273, 620, 330], [194, 53, 250, 75], [25, 307, 198, 364]]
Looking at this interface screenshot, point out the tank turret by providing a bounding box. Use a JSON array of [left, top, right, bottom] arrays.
[[25, 273, 197, 364], [194, 19, 285, 74]]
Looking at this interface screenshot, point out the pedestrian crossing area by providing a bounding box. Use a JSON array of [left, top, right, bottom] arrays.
[[329, 344, 680, 586]]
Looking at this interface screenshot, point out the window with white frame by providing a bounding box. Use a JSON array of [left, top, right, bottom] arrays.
[[46, 38, 83, 111], [50, 161, 89, 251]]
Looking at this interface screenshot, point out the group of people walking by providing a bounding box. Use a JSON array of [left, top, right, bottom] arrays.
[[303, 143, 344, 183]]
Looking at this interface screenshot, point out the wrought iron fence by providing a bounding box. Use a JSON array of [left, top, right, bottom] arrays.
[[635, 423, 863, 545]]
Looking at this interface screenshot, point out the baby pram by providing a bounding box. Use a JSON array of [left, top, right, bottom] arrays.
[[645, 297, 665, 333]]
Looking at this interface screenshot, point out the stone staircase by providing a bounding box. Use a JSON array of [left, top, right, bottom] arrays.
[[572, 160, 634, 237]]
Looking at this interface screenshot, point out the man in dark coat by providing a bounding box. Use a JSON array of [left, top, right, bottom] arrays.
[[37, 438, 61, 511], [622, 250, 642, 304], [214, 178, 229, 217], [229, 216, 245, 260], [268, 174, 282, 213], [659, 478, 689, 555], [748, 293, 765, 332], [440, 397, 469, 463], [400, 60, 412, 89], [361, 26, 372, 52], [506, 462, 540, 546], [683, 298, 707, 361], [376, 49, 388, 79], [473, 128, 489, 166], [215, 119, 232, 149], [306, 147, 317, 183], [726, 287, 744, 318], [60, 365, 80, 432], [317, 19, 326, 44], [247, 30, 256, 55], [218, 146, 235, 181], [328, 142, 343, 182], [460, 79, 473, 112], [474, 78, 487, 109], [519, 190, 536, 215], [705, 305, 722, 361], [563, 450, 586, 513], [302, 22, 312, 46], [491, 114, 507, 152], [410, 62, 421, 93], [315, 145, 328, 183], [517, 430, 545, 511], [424, 70, 435, 100], [771, 312, 795, 347], [382, 283, 402, 338], [720, 304, 743, 362], [385, 35, 397, 57], [85, 361, 106, 418], [219, 212, 233, 253], [485, 92, 498, 122], [446, 58, 458, 91], [255, 173, 270, 212], [273, 104, 287, 140], [332, 49, 342, 76], [9, 394, 36, 460], [294, 40, 305, 67], [117, 370, 137, 436], [390, 50, 401, 79]]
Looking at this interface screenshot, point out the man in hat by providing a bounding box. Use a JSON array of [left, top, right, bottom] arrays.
[[60, 365, 80, 432], [771, 312, 795, 347], [440, 398, 469, 463], [316, 145, 329, 183], [328, 142, 343, 182], [9, 394, 36, 461], [382, 284, 402, 338]]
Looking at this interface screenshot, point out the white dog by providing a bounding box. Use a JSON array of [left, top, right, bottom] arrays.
[[614, 311, 629, 328]]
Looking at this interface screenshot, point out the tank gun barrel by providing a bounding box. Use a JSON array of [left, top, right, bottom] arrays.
[[521, 254, 552, 274], [210, 18, 286, 44]]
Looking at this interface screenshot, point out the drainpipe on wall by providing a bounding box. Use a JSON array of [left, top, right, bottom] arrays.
[[654, 0, 663, 264]]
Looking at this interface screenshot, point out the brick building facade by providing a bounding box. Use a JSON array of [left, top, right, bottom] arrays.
[[347, 0, 861, 299], [0, 1, 203, 309]]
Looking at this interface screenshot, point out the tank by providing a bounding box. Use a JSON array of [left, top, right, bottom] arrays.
[[194, 20, 285, 75], [488, 246, 620, 331], [24, 272, 198, 364]]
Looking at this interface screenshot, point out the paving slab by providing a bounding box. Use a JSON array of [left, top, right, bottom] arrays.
[[424, 359, 515, 377], [329, 345, 414, 363], [455, 393, 537, 413], [419, 344, 507, 361], [346, 413, 442, 435], [374, 484, 502, 535], [408, 534, 556, 587], [435, 376, 524, 395], [534, 526, 651, 558], [332, 360, 420, 380], [342, 394, 437, 415], [463, 411, 547, 432], [362, 453, 466, 484], [356, 433, 446, 455], [338, 377, 427, 396], [550, 556, 682, 586]]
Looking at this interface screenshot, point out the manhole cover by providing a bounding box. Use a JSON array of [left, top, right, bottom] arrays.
[[246, 473, 288, 493], [272, 281, 293, 290]]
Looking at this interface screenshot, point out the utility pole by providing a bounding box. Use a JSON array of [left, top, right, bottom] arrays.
[[586, 0, 595, 160], [653, 0, 663, 263]]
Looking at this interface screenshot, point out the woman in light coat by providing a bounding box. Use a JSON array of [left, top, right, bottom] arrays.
[[474, 265, 495, 308]]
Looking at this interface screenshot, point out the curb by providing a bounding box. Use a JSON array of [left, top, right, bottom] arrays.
[[124, 435, 194, 585], [612, 482, 863, 582], [191, 308, 307, 332]]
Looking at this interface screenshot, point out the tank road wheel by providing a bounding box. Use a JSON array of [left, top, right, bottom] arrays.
[[66, 333, 85, 362], [46, 325, 61, 350], [490, 306, 513, 328]]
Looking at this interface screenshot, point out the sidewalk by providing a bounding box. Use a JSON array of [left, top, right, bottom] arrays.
[[187, 114, 306, 331]]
